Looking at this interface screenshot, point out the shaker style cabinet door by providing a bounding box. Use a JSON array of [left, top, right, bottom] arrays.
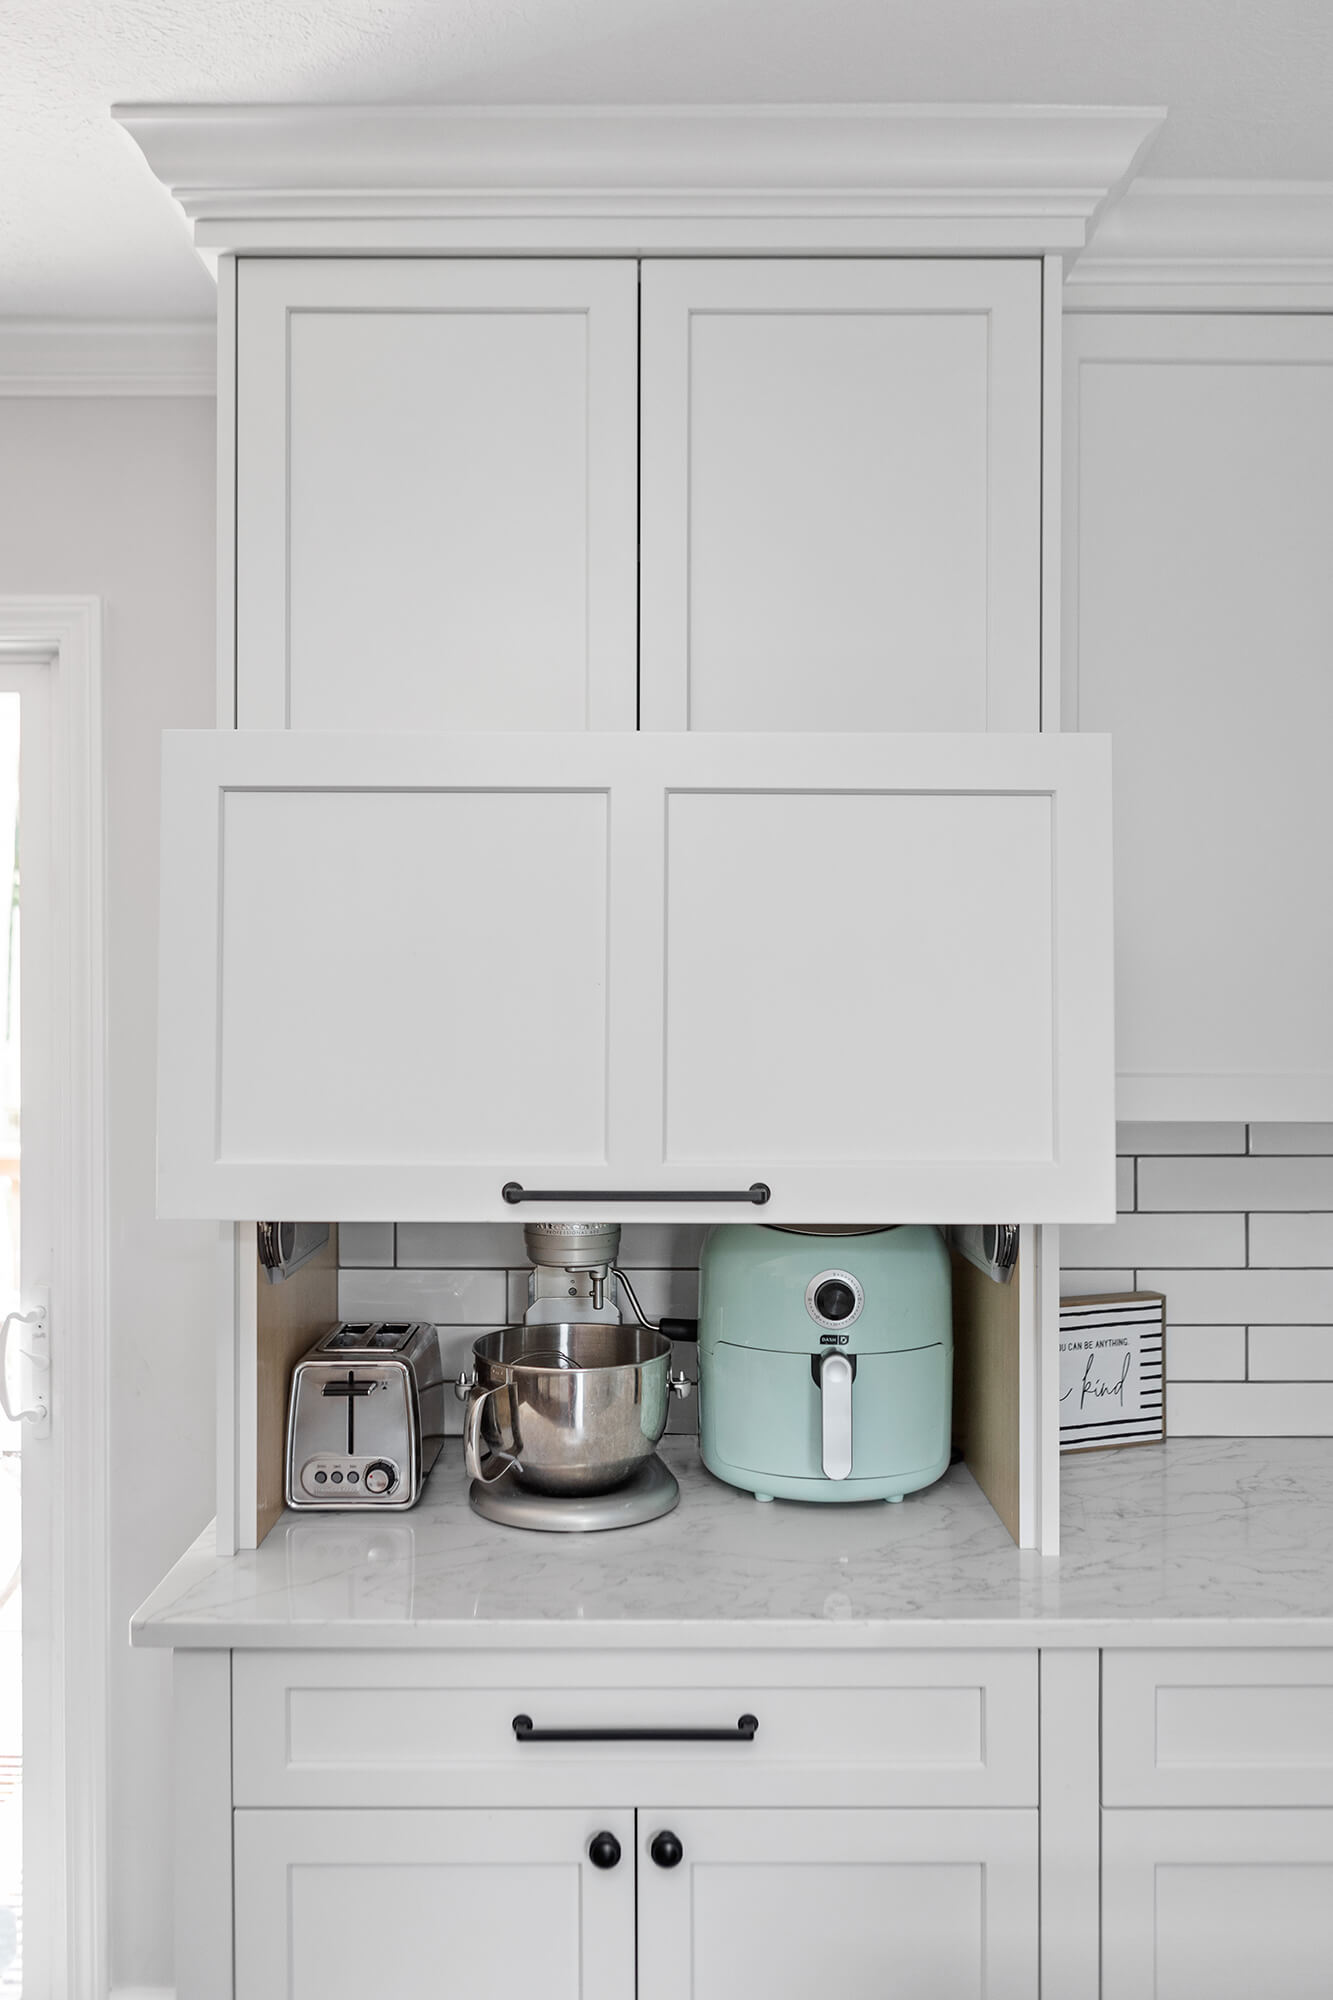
[[1065, 314, 1333, 1121], [157, 729, 1112, 1223], [1102, 1811, 1333, 2000], [234, 258, 638, 732], [639, 259, 1042, 732], [637, 1808, 1039, 2000], [233, 1808, 635, 2000]]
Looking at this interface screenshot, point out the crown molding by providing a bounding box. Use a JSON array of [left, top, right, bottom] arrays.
[[0, 321, 216, 395], [1068, 179, 1333, 309], [113, 102, 1164, 258]]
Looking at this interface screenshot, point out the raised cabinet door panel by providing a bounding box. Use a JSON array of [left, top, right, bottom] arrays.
[[1065, 314, 1333, 1120], [233, 1808, 634, 2000], [158, 730, 1112, 1221], [1102, 1811, 1333, 2000], [637, 1808, 1039, 2000], [236, 258, 638, 731], [640, 258, 1042, 732]]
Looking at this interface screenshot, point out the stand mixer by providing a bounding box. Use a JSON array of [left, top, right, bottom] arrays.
[[457, 1223, 698, 1533]]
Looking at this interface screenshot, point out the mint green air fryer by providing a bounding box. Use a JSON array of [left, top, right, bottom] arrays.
[[696, 1225, 952, 1504]]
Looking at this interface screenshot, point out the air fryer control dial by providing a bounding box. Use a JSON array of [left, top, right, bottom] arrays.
[[805, 1269, 865, 1331]]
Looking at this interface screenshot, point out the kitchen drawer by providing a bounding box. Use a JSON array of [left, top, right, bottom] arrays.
[[1103, 1649, 1333, 1806], [231, 1648, 1037, 1809]]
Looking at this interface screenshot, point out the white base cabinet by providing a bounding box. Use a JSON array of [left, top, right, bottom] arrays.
[[235, 1808, 636, 2000], [637, 1807, 1038, 2000], [1102, 1811, 1333, 2000], [234, 1806, 1037, 2000], [179, 1642, 1333, 1998]]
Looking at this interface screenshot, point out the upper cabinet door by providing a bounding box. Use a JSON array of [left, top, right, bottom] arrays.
[[157, 730, 1112, 1224], [235, 258, 638, 731], [639, 259, 1042, 732], [1065, 315, 1333, 1121]]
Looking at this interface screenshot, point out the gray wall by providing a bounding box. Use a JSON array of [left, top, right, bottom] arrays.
[[0, 394, 217, 1991]]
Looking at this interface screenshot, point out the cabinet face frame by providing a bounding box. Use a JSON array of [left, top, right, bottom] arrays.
[[234, 256, 639, 734], [158, 728, 1113, 1225], [1064, 312, 1333, 1122], [639, 257, 1043, 735]]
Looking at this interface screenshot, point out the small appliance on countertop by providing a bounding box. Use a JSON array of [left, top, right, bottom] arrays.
[[695, 1224, 953, 1504], [457, 1221, 695, 1532], [286, 1320, 445, 1511]]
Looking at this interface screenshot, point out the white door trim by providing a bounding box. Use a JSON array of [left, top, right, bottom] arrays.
[[0, 597, 109, 1999]]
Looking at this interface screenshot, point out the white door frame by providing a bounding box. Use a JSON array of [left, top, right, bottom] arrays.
[[0, 598, 108, 1998]]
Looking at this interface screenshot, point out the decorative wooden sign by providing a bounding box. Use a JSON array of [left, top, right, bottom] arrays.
[[1059, 1291, 1166, 1452]]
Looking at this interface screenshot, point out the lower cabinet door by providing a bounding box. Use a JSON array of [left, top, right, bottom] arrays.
[[233, 1808, 635, 2000], [1103, 1810, 1333, 2000], [636, 1807, 1038, 2000]]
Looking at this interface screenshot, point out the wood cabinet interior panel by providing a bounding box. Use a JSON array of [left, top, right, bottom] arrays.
[[255, 1226, 338, 1545], [951, 1246, 1021, 1543]]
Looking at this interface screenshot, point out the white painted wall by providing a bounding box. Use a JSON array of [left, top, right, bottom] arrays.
[[0, 396, 216, 1991]]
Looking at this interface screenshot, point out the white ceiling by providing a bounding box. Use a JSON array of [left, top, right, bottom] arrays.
[[4, 0, 1333, 319]]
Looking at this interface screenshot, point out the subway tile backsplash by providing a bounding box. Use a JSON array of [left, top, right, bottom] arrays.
[[1062, 1122, 1333, 1436]]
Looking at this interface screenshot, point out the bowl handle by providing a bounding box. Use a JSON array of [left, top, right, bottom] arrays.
[[463, 1383, 521, 1486]]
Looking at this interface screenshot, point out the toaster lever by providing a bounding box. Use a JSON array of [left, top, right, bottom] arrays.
[[817, 1351, 854, 1481]]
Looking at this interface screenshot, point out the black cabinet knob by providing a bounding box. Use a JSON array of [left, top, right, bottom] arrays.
[[650, 1830, 684, 1869], [588, 1830, 621, 1870]]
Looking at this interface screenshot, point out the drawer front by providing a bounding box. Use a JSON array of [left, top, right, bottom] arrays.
[[232, 1648, 1037, 1809], [1104, 1650, 1333, 1806]]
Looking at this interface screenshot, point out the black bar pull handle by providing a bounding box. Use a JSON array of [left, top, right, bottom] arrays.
[[502, 1182, 770, 1207], [513, 1713, 758, 1744]]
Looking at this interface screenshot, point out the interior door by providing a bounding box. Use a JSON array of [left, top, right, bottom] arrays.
[[637, 1807, 1039, 2000], [639, 258, 1042, 732], [235, 258, 638, 732], [157, 729, 1112, 1222], [234, 1807, 635, 2000]]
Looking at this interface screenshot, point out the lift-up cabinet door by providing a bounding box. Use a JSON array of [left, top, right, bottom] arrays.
[[157, 730, 1113, 1223]]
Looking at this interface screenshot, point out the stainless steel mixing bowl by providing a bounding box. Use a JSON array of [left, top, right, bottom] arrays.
[[462, 1321, 689, 1496]]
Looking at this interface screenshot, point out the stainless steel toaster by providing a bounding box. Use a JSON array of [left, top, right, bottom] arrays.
[[285, 1321, 445, 1511]]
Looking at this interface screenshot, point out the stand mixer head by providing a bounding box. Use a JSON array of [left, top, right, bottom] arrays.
[[522, 1222, 623, 1323]]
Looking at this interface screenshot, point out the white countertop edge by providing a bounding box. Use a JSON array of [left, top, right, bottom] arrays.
[[129, 1613, 1333, 1652]]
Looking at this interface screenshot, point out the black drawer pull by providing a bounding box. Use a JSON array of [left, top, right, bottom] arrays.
[[513, 1712, 759, 1744], [502, 1182, 770, 1207]]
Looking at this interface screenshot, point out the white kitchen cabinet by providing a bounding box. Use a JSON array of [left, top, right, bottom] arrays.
[[233, 254, 1044, 739], [637, 1807, 1039, 2000], [234, 258, 639, 731], [233, 1807, 635, 2000], [156, 728, 1113, 1223], [1102, 1810, 1333, 2000], [640, 259, 1043, 732], [1064, 314, 1333, 1121]]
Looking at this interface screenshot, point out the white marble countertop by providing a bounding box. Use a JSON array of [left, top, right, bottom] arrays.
[[132, 1435, 1333, 1651]]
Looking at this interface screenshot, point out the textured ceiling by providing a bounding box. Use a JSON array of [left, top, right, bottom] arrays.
[[3, 0, 1333, 319]]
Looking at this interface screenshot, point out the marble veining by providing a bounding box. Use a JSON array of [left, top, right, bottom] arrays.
[[132, 1435, 1333, 1647]]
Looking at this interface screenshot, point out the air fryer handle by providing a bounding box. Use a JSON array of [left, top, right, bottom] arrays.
[[660, 1318, 698, 1343]]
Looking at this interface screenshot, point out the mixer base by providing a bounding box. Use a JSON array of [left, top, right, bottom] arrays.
[[469, 1453, 680, 1532]]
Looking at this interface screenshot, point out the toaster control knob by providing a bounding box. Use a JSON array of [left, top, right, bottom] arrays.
[[363, 1461, 397, 1496]]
